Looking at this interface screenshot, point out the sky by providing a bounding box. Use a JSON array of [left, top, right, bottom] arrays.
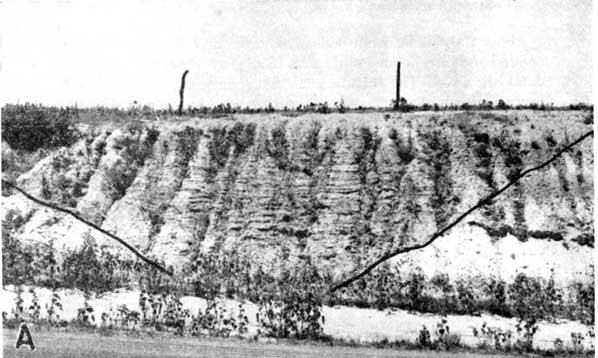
[[0, 0, 593, 108]]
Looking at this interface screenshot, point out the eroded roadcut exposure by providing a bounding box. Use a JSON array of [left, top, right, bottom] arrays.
[[2, 110, 593, 355]]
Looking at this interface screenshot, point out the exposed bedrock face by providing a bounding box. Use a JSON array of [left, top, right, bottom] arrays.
[[2, 111, 594, 287]]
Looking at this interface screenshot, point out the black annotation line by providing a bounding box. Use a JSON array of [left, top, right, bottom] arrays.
[[331, 130, 594, 292], [1, 179, 174, 276]]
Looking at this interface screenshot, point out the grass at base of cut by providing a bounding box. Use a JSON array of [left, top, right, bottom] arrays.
[[3, 329, 521, 358]]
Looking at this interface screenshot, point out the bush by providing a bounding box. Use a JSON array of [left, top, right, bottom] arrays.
[[105, 127, 159, 200], [497, 99, 509, 110], [407, 268, 426, 311], [229, 122, 256, 156], [191, 299, 236, 337], [446, 333, 461, 349], [205, 123, 257, 180], [207, 127, 230, 168], [59, 234, 139, 292], [2, 231, 35, 285], [508, 273, 543, 351], [417, 325, 431, 347], [553, 338, 564, 354], [573, 281, 595, 325], [61, 235, 104, 291], [257, 290, 325, 340], [28, 288, 42, 323], [482, 277, 511, 317], [388, 128, 415, 163], [1, 104, 79, 151], [266, 125, 290, 171], [46, 291, 63, 326], [456, 280, 478, 315], [430, 274, 458, 315], [583, 112, 593, 125], [434, 318, 450, 348], [75, 299, 95, 328], [473, 321, 513, 351]]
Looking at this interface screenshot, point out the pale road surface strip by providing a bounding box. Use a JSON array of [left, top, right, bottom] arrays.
[[2, 330, 514, 358]]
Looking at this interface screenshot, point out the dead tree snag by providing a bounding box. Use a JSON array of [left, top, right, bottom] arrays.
[[178, 70, 189, 115]]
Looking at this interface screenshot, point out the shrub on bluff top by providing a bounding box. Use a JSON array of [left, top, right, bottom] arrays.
[[1, 104, 79, 151]]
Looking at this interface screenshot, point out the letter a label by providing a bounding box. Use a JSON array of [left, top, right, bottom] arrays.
[[15, 323, 35, 350]]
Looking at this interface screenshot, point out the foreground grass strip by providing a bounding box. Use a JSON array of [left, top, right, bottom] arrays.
[[331, 130, 594, 291]]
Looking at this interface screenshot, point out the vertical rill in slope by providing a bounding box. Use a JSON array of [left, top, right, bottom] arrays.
[[419, 127, 455, 231], [151, 134, 212, 263], [144, 127, 202, 242], [152, 122, 258, 266], [207, 123, 258, 251], [349, 127, 381, 262], [370, 126, 416, 253], [307, 125, 364, 272], [77, 127, 158, 226], [499, 136, 527, 239], [100, 127, 200, 251]]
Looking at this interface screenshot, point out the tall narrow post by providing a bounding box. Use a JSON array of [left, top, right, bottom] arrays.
[[395, 61, 401, 110], [178, 70, 189, 115]]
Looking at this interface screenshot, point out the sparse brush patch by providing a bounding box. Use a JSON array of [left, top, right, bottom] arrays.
[[351, 127, 380, 250], [388, 127, 415, 163], [206, 123, 256, 181], [170, 128, 201, 181], [104, 163, 135, 201], [190, 298, 240, 337], [61, 235, 125, 292], [583, 112, 593, 125], [305, 125, 336, 224], [545, 134, 557, 147], [481, 277, 511, 317], [229, 122, 257, 156], [456, 280, 478, 315], [407, 268, 427, 311], [498, 137, 527, 238], [419, 129, 454, 228], [1, 229, 150, 292], [24, 149, 93, 206], [74, 298, 96, 328], [256, 291, 325, 340], [2, 228, 592, 327], [432, 318, 461, 350], [147, 204, 167, 239], [469, 130, 495, 188], [473, 321, 513, 352], [140, 126, 198, 240], [417, 325, 432, 348], [573, 280, 595, 325], [355, 127, 381, 185], [266, 124, 290, 171], [2, 230, 35, 285], [207, 123, 258, 220], [303, 121, 323, 175], [508, 273, 545, 351], [146, 126, 160, 143], [571, 233, 593, 247], [207, 127, 230, 170], [176, 126, 201, 166], [105, 126, 159, 201]]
